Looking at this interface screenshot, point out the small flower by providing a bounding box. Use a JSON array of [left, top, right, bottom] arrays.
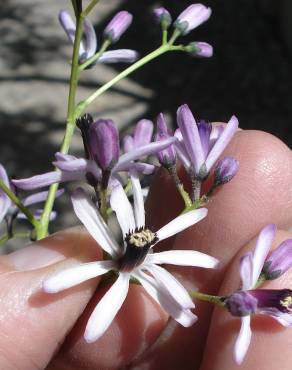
[[155, 113, 176, 167], [0, 164, 63, 224], [224, 224, 292, 364], [174, 4, 212, 36], [43, 177, 219, 342], [176, 104, 238, 180], [153, 7, 172, 29], [12, 115, 176, 190], [262, 239, 292, 280], [59, 10, 137, 65], [187, 41, 213, 58], [214, 156, 239, 186], [103, 11, 133, 43]]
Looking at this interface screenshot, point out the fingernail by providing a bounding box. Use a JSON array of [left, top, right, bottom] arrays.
[[7, 245, 66, 271]]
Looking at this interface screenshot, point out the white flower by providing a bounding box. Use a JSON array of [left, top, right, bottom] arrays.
[[43, 176, 218, 343]]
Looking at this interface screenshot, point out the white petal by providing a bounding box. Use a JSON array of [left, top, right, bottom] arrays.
[[110, 183, 135, 236], [144, 264, 195, 309], [134, 270, 197, 327], [258, 308, 292, 327], [145, 250, 219, 269], [252, 224, 276, 286], [72, 188, 120, 257], [130, 173, 145, 228], [84, 273, 130, 343], [156, 208, 208, 242], [234, 316, 252, 365], [43, 261, 113, 293], [240, 253, 253, 290], [205, 115, 239, 172]]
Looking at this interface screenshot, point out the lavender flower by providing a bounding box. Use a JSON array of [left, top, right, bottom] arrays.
[[224, 224, 292, 364], [153, 7, 172, 29], [176, 104, 238, 180], [262, 239, 292, 280], [12, 115, 176, 191], [103, 11, 133, 43], [214, 156, 239, 186], [0, 164, 62, 224], [59, 10, 137, 65], [155, 113, 176, 167], [174, 4, 212, 35], [187, 41, 213, 58], [43, 177, 218, 342]]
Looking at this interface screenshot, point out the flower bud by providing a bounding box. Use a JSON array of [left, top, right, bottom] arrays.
[[103, 11, 133, 43], [88, 119, 120, 171], [262, 239, 292, 280], [153, 7, 172, 29], [226, 291, 258, 317], [187, 42, 213, 58], [155, 113, 176, 167], [174, 4, 212, 35], [214, 156, 239, 186]]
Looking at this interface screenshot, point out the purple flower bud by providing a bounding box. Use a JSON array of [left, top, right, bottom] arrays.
[[133, 119, 153, 148], [214, 156, 239, 185], [187, 42, 213, 58], [155, 113, 176, 167], [153, 7, 172, 29], [103, 11, 133, 43], [250, 289, 292, 314], [226, 291, 258, 317], [262, 239, 292, 280], [174, 4, 212, 35], [88, 119, 120, 171]]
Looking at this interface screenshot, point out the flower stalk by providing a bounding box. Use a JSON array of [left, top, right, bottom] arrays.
[[190, 290, 225, 308]]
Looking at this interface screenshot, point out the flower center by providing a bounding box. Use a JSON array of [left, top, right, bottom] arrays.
[[128, 229, 157, 248], [280, 294, 292, 312]]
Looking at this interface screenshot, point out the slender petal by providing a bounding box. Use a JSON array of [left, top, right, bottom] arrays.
[[252, 224, 276, 286], [240, 253, 253, 290], [83, 17, 97, 59], [144, 264, 195, 309], [0, 164, 11, 222], [156, 208, 208, 242], [59, 10, 77, 46], [205, 115, 239, 172], [123, 135, 134, 153], [174, 129, 192, 170], [17, 209, 57, 221], [103, 11, 133, 43], [54, 152, 77, 162], [72, 188, 120, 257], [22, 189, 64, 207], [53, 157, 88, 172], [131, 162, 156, 175], [110, 184, 135, 236], [99, 49, 138, 64], [134, 119, 154, 148], [84, 273, 130, 343], [130, 174, 145, 229], [177, 104, 205, 173], [145, 250, 219, 269], [234, 316, 252, 365], [259, 308, 292, 327], [43, 261, 114, 293], [113, 137, 176, 173]]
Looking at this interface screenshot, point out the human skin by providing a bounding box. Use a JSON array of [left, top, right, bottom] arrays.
[[0, 129, 292, 370]]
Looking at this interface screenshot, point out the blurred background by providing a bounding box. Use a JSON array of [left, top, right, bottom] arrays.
[[1, 0, 292, 235]]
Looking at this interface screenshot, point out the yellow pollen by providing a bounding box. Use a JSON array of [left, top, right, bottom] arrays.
[[280, 296, 292, 310], [129, 229, 155, 247]]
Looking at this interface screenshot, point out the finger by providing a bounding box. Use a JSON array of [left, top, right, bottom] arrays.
[[0, 227, 102, 370], [136, 130, 292, 369], [201, 230, 292, 370]]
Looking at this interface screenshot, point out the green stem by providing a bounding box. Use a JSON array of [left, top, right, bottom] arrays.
[[0, 232, 31, 247], [100, 188, 108, 222], [162, 29, 168, 45], [79, 39, 111, 71], [190, 291, 226, 308], [38, 13, 85, 240], [255, 273, 266, 288], [82, 0, 100, 17], [0, 180, 38, 228]]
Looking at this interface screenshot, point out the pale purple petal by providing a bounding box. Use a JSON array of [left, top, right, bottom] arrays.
[[175, 4, 212, 35], [12, 170, 85, 190], [177, 104, 205, 173], [99, 49, 138, 64], [130, 174, 145, 229], [59, 10, 78, 46], [197, 120, 211, 159], [113, 137, 176, 173], [188, 42, 213, 58], [53, 157, 88, 172], [144, 264, 195, 309], [252, 224, 276, 286], [131, 162, 156, 175], [209, 125, 224, 149], [84, 273, 130, 343], [22, 189, 64, 207], [134, 270, 197, 327], [43, 260, 114, 293], [110, 183, 135, 236], [264, 239, 292, 279], [259, 308, 292, 327], [17, 209, 57, 221], [240, 253, 253, 291], [55, 152, 77, 162], [0, 164, 11, 222], [134, 119, 154, 148], [123, 135, 134, 153], [103, 11, 133, 43], [204, 115, 239, 172], [83, 17, 97, 59], [72, 188, 120, 257], [156, 208, 208, 242], [145, 250, 219, 269], [174, 129, 192, 170], [233, 316, 252, 365]]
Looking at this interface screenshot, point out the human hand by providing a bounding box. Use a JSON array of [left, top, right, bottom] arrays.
[[1, 129, 292, 370]]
